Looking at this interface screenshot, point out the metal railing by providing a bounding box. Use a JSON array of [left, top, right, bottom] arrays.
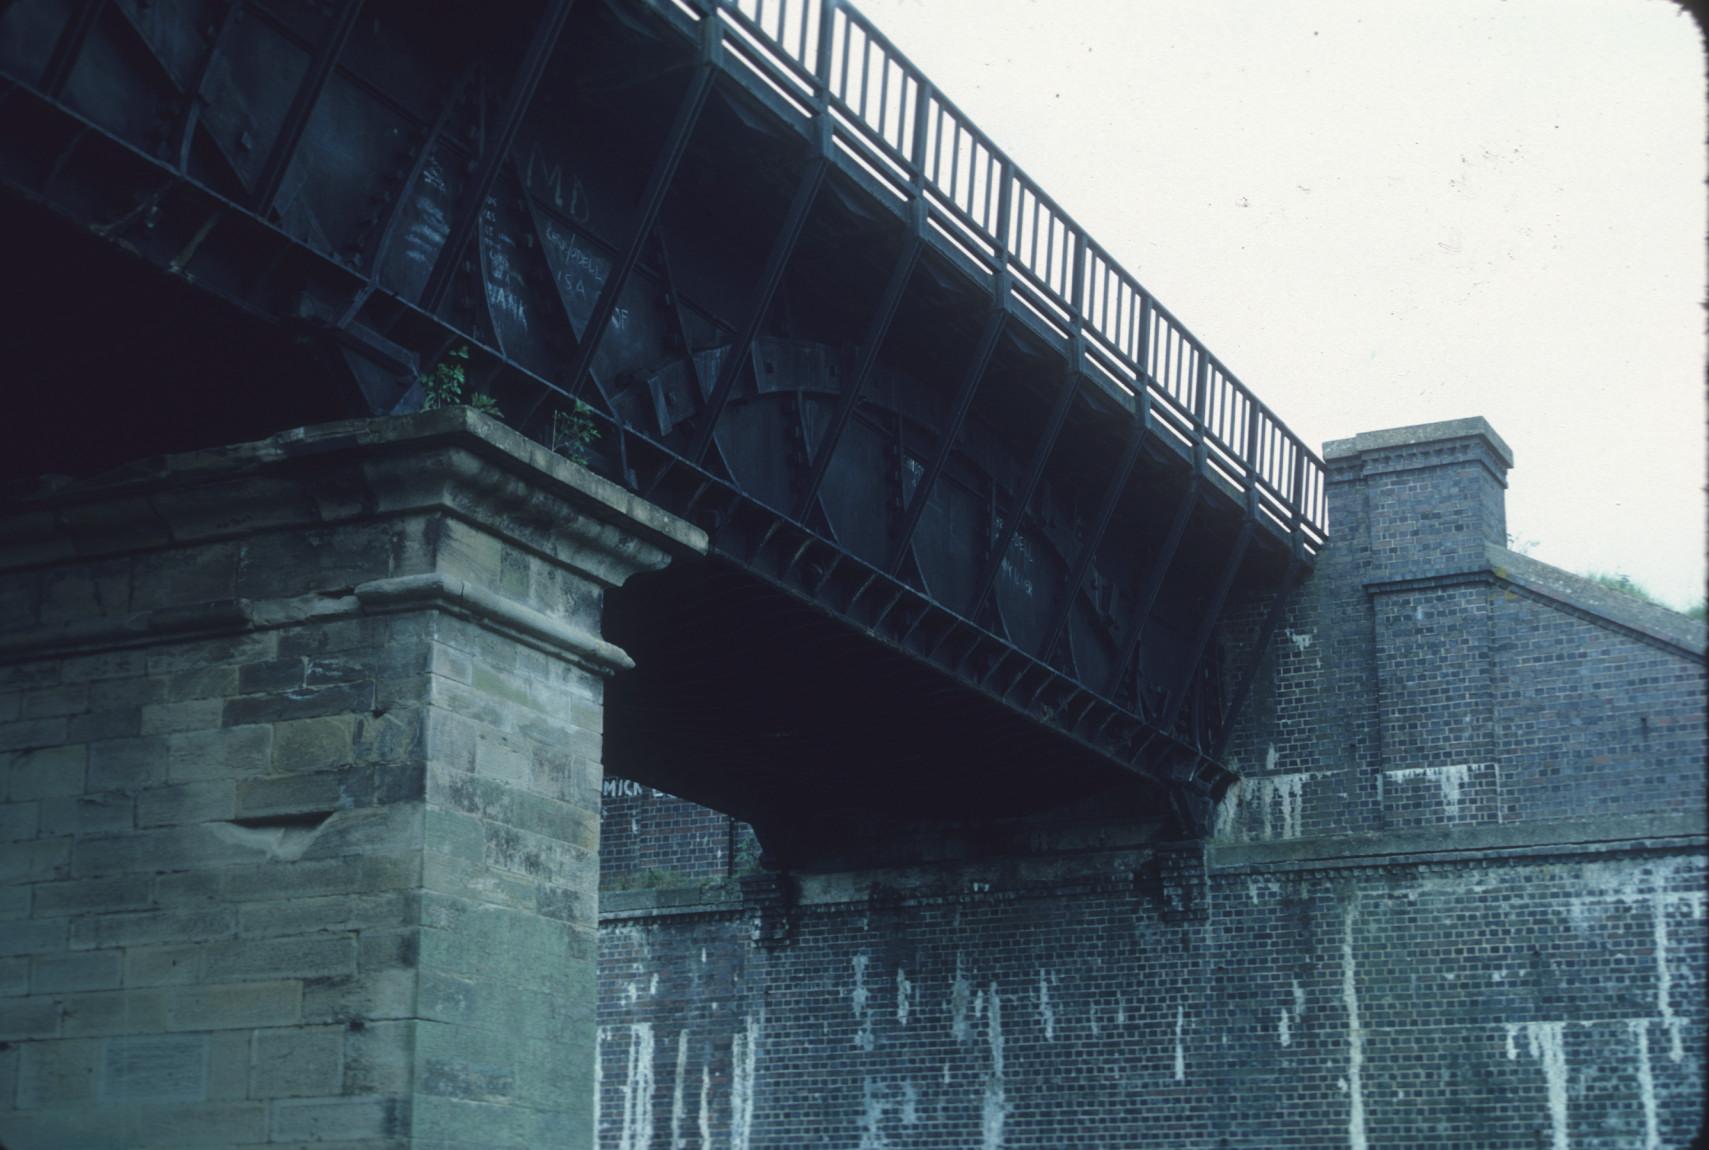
[[686, 0, 1328, 542]]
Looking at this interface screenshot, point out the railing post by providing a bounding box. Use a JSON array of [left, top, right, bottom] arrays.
[[1136, 293, 1154, 383], [1069, 234, 1086, 316], [909, 79, 932, 182], [1244, 399, 1260, 482], [1192, 348, 1208, 429], [994, 158, 1013, 258], [815, 0, 837, 90]]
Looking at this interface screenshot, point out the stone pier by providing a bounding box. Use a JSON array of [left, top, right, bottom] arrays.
[[0, 409, 704, 1148]]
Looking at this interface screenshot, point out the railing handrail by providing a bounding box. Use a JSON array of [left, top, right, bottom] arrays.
[[692, 0, 1328, 540]]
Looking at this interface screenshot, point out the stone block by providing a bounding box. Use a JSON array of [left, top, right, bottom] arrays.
[[153, 867, 227, 905], [89, 675, 167, 710], [269, 1094, 407, 1143], [238, 893, 416, 939], [17, 1037, 101, 1107], [39, 791, 136, 836], [207, 1027, 251, 1100], [300, 967, 415, 1025], [59, 987, 169, 1037], [71, 906, 236, 950], [22, 683, 90, 719], [205, 934, 357, 982], [239, 656, 307, 694], [0, 716, 69, 752], [163, 665, 241, 703], [40, 561, 130, 623], [125, 943, 207, 987], [33, 950, 124, 993], [167, 724, 272, 781], [236, 771, 344, 819], [1, 955, 30, 994], [145, 631, 276, 675], [5, 744, 87, 799], [138, 780, 236, 827], [223, 680, 376, 728], [67, 706, 143, 742], [87, 734, 169, 791], [0, 835, 71, 883], [272, 715, 355, 773], [251, 1025, 346, 1097], [130, 544, 238, 611], [0, 884, 28, 921], [100, 1033, 209, 1103], [343, 1019, 413, 1095], [58, 650, 146, 684], [0, 917, 67, 959], [0, 798, 39, 841], [164, 980, 302, 1031], [31, 874, 153, 917], [0, 995, 65, 1039], [141, 697, 226, 736]]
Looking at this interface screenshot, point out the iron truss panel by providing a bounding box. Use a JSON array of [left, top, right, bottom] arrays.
[[0, 0, 1324, 832]]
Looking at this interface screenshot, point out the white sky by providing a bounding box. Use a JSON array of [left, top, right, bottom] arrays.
[[851, 0, 1707, 610]]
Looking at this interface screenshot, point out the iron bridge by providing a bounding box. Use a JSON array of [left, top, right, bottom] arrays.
[[0, 0, 1326, 849]]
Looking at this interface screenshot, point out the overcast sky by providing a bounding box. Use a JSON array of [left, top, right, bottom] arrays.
[[849, 0, 1706, 610]]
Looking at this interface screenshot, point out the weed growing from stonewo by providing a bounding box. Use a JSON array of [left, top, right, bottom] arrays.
[[420, 344, 500, 416], [420, 345, 603, 468], [552, 401, 602, 465]]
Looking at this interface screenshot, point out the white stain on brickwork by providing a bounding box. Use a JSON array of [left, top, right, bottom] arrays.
[[697, 1063, 711, 1149], [1214, 770, 1325, 841], [1173, 1005, 1185, 1082], [1523, 1021, 1570, 1150], [1341, 903, 1368, 1150], [1504, 1023, 1519, 1060], [1037, 969, 1055, 1041], [730, 1013, 760, 1150], [859, 1077, 889, 1149], [983, 982, 1008, 1150], [1278, 979, 1305, 1047], [617, 1022, 655, 1150], [1652, 892, 1684, 1062], [1285, 627, 1314, 652], [670, 1028, 689, 1149], [595, 1027, 606, 1146], [852, 953, 875, 1052], [1383, 764, 1475, 820], [951, 954, 973, 1043], [896, 965, 912, 1025], [1632, 1019, 1660, 1150]]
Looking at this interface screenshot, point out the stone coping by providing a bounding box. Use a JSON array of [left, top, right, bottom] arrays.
[[1323, 415, 1514, 469], [1485, 543, 1707, 657], [1, 407, 708, 564]]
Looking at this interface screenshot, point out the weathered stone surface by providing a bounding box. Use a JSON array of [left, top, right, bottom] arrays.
[[0, 410, 701, 1147]]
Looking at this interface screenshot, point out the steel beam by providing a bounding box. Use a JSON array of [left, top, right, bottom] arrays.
[[1035, 403, 1147, 664], [673, 122, 831, 477], [39, 0, 108, 99], [1161, 515, 1254, 732], [1210, 554, 1303, 760], [251, 0, 364, 213], [172, 0, 244, 170], [521, 28, 718, 430], [791, 206, 924, 521], [965, 357, 1081, 620], [420, 0, 575, 311], [1101, 474, 1200, 698], [884, 294, 1005, 576]]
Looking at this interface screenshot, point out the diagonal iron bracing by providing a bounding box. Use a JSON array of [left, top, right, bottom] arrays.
[[0, 0, 1327, 832]]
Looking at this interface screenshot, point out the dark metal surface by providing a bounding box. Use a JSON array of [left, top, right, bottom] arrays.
[[0, 0, 1328, 835]]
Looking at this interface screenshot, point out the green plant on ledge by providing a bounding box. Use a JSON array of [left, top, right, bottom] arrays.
[[421, 344, 500, 416], [552, 400, 602, 465]]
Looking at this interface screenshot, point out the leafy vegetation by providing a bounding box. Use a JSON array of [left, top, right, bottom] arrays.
[[1583, 570, 1705, 620], [552, 400, 602, 465], [420, 345, 500, 415]]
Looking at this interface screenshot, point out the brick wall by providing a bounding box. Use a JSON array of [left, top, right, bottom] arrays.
[[596, 418, 1707, 1148]]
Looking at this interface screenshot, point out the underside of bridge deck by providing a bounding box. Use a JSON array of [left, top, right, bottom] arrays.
[[0, 0, 1324, 841]]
